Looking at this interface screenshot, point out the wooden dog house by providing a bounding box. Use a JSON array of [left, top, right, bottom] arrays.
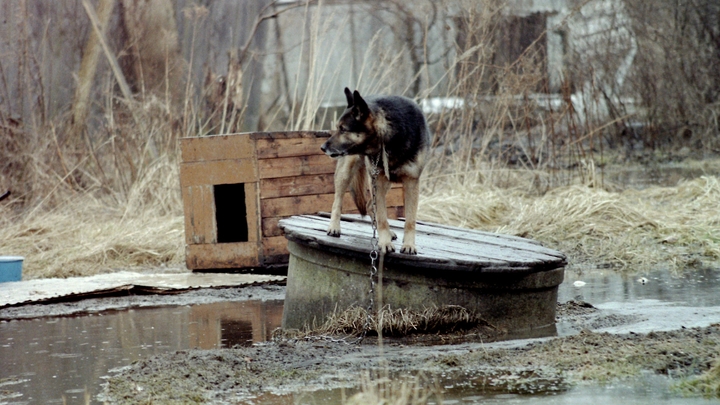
[[179, 131, 404, 271]]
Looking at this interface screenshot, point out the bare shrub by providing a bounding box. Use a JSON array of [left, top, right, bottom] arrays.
[[622, 0, 720, 153], [1, 0, 718, 278]]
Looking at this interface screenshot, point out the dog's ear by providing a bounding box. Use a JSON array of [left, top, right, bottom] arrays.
[[344, 87, 354, 108], [352, 90, 370, 119]]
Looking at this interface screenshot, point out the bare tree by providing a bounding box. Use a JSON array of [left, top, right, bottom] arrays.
[[365, 0, 444, 97], [623, 0, 720, 150]]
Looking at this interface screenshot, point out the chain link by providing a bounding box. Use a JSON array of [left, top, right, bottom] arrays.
[[354, 155, 381, 343], [275, 157, 383, 346]]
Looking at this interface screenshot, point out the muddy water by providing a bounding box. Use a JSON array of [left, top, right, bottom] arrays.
[[435, 374, 720, 404], [0, 300, 283, 404], [560, 268, 720, 307], [2, 268, 720, 404], [246, 374, 720, 405], [244, 269, 720, 405]]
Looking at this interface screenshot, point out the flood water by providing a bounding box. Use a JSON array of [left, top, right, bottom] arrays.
[[0, 300, 284, 404], [253, 372, 720, 405], [559, 267, 720, 307], [1, 268, 720, 404]]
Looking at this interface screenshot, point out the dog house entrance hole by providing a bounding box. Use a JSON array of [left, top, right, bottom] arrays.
[[214, 183, 249, 243]]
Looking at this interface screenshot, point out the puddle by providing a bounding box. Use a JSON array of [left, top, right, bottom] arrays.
[[2, 261, 720, 405], [186, 373, 718, 405], [3, 268, 720, 404], [559, 268, 720, 307], [2, 268, 720, 404], [437, 372, 719, 404], [0, 299, 283, 404]]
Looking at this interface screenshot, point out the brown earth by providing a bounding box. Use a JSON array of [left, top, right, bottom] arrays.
[[101, 300, 720, 404]]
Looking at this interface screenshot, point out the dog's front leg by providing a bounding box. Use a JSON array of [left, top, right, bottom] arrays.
[[374, 174, 394, 253], [400, 177, 419, 255], [327, 156, 357, 236]]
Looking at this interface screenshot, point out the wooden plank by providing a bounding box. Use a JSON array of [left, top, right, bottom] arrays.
[[180, 134, 255, 162], [262, 235, 288, 257], [261, 188, 404, 218], [383, 187, 407, 211], [260, 174, 335, 199], [182, 185, 216, 245], [338, 216, 559, 264], [263, 253, 290, 266], [319, 213, 558, 257], [262, 217, 286, 237], [255, 137, 327, 159], [390, 206, 405, 218], [416, 219, 543, 246], [278, 215, 567, 272], [413, 221, 564, 259], [186, 242, 259, 269], [262, 205, 404, 238], [244, 182, 261, 242], [261, 193, 350, 218], [281, 221, 507, 270], [180, 159, 258, 187], [258, 155, 336, 179], [263, 209, 358, 238], [281, 215, 498, 265], [371, 215, 561, 266], [248, 131, 330, 141], [260, 174, 404, 199]]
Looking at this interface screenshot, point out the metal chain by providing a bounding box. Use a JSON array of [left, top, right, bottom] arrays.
[[275, 157, 383, 346], [355, 155, 381, 344]]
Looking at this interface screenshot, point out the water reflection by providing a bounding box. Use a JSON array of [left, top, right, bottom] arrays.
[[2, 266, 719, 405], [228, 373, 720, 405], [436, 373, 720, 404], [0, 300, 283, 405], [559, 268, 720, 307]]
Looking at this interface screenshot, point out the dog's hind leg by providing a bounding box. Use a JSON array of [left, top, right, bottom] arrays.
[[374, 174, 395, 253], [327, 155, 361, 237], [400, 177, 420, 255]]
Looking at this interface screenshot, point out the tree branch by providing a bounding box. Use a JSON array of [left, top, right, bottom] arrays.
[[238, 0, 313, 64]]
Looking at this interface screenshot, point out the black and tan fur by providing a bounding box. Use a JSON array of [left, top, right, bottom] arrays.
[[321, 88, 430, 254]]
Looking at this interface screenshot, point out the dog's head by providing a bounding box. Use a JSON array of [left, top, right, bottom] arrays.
[[321, 88, 377, 158]]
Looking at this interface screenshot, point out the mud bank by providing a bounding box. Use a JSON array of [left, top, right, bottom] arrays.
[[101, 301, 720, 404], [0, 284, 285, 320]]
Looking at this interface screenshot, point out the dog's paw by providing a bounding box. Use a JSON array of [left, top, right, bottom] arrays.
[[391, 230, 398, 241], [400, 244, 418, 255], [378, 230, 395, 254], [327, 227, 341, 237], [379, 241, 395, 254]]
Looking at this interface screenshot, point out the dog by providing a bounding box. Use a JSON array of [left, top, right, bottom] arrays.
[[320, 87, 430, 255]]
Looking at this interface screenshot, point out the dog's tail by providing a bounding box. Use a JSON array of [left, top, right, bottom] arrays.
[[349, 158, 370, 217]]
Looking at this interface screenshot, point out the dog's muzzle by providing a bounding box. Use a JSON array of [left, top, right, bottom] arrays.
[[321, 141, 344, 158]]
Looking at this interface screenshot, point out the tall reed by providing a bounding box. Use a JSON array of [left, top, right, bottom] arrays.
[[1, 0, 717, 278]]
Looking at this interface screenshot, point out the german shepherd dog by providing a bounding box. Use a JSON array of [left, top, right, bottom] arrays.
[[321, 88, 430, 255]]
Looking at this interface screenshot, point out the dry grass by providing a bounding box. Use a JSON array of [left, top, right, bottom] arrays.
[[676, 358, 720, 398], [420, 173, 720, 273], [5, 165, 716, 279], [4, 153, 719, 279], [1, 1, 719, 280], [0, 156, 184, 279], [288, 305, 487, 338]]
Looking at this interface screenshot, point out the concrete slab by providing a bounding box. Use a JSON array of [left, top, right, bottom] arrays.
[[0, 271, 286, 308]]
